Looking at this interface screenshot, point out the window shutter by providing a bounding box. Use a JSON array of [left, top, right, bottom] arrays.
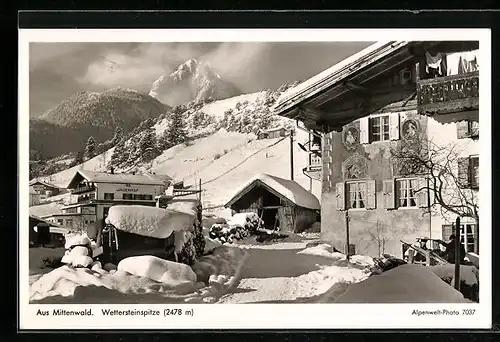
[[470, 157, 479, 189], [442, 224, 453, 241], [365, 180, 376, 209], [457, 120, 470, 139], [335, 182, 345, 211], [417, 177, 429, 208], [389, 112, 400, 141], [382, 179, 395, 209], [470, 120, 479, 138], [457, 157, 470, 187], [359, 118, 369, 144]]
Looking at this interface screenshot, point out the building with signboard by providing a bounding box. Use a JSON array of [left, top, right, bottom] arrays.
[[273, 41, 479, 258], [54, 169, 172, 231]]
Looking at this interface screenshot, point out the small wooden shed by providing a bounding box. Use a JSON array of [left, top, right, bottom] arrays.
[[225, 173, 320, 233]]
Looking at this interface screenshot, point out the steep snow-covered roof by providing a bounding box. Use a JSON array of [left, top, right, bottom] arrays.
[[29, 214, 63, 228], [105, 205, 195, 239], [29, 202, 65, 218], [273, 41, 409, 116], [66, 170, 171, 188], [29, 179, 59, 189], [225, 173, 320, 210]]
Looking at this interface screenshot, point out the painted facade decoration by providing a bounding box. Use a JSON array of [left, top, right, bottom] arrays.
[[342, 124, 360, 151], [342, 153, 369, 180]]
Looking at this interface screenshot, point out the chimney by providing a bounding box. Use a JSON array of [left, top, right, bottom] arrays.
[[110, 167, 114, 174]]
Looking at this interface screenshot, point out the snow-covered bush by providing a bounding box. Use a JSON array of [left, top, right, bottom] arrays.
[[117, 255, 197, 285]]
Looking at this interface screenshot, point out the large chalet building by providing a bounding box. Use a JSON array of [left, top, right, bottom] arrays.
[[44, 169, 172, 230], [274, 41, 480, 258]]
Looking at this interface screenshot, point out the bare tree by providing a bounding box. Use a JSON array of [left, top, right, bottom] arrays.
[[390, 138, 479, 223], [368, 220, 387, 257]]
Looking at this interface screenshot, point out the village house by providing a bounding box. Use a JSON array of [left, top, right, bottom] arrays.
[[29, 180, 60, 206], [273, 41, 480, 258], [257, 126, 288, 140], [225, 173, 320, 233], [43, 169, 172, 231]]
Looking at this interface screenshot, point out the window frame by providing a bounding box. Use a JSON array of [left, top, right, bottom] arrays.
[[104, 192, 115, 200], [346, 180, 368, 210], [470, 155, 479, 189], [369, 114, 391, 143], [396, 177, 420, 209]]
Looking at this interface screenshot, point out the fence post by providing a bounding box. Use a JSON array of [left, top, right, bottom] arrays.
[[454, 216, 461, 291]]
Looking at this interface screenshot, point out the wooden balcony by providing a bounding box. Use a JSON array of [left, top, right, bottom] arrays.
[[71, 184, 96, 194], [417, 71, 479, 115]]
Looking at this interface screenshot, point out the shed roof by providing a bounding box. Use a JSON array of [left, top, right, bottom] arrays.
[[29, 179, 59, 189], [66, 170, 172, 188], [29, 214, 63, 228], [225, 173, 320, 210]]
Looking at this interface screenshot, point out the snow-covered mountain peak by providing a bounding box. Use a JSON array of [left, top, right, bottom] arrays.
[[149, 59, 241, 107]]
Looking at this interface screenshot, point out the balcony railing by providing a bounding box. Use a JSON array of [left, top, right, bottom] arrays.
[[71, 184, 96, 194], [417, 71, 479, 115]]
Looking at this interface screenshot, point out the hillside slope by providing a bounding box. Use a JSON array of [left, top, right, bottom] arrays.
[[31, 88, 170, 159]]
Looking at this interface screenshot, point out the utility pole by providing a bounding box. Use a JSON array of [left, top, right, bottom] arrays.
[[454, 216, 461, 291], [290, 129, 294, 181], [345, 210, 350, 262]]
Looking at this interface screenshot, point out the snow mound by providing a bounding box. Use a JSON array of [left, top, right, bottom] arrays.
[[298, 244, 344, 259], [30, 264, 205, 303], [118, 256, 197, 285], [64, 232, 91, 249], [429, 264, 479, 286], [105, 205, 194, 239], [297, 244, 374, 267], [191, 246, 249, 286], [204, 236, 222, 254], [335, 264, 470, 303]]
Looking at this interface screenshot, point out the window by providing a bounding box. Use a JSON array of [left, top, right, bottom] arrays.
[[347, 181, 366, 209], [370, 115, 390, 142], [460, 223, 477, 253], [134, 194, 144, 200], [336, 180, 376, 210], [125, 183, 131, 187], [458, 156, 479, 189], [457, 120, 479, 139], [122, 193, 133, 200], [66, 219, 73, 227], [144, 195, 153, 201], [57, 219, 63, 224], [104, 193, 114, 200], [396, 178, 419, 208]]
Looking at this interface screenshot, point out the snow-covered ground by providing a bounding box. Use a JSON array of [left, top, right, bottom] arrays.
[[30, 245, 249, 304]]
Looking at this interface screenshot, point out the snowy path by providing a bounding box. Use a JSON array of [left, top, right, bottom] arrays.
[[217, 244, 366, 303]]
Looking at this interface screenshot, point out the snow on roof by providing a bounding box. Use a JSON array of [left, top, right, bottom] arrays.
[[225, 173, 320, 210], [273, 41, 409, 115], [29, 202, 64, 218], [29, 214, 63, 228], [105, 205, 195, 239], [29, 179, 59, 189], [66, 170, 171, 188]]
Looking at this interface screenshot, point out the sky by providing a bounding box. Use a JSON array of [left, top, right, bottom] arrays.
[[29, 41, 372, 117]]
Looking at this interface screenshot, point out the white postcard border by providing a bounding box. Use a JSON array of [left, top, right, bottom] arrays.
[[18, 28, 492, 330]]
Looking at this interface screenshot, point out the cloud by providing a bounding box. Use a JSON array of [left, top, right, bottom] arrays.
[[29, 41, 373, 117]]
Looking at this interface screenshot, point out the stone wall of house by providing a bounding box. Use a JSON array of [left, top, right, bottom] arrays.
[[321, 106, 433, 258]]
